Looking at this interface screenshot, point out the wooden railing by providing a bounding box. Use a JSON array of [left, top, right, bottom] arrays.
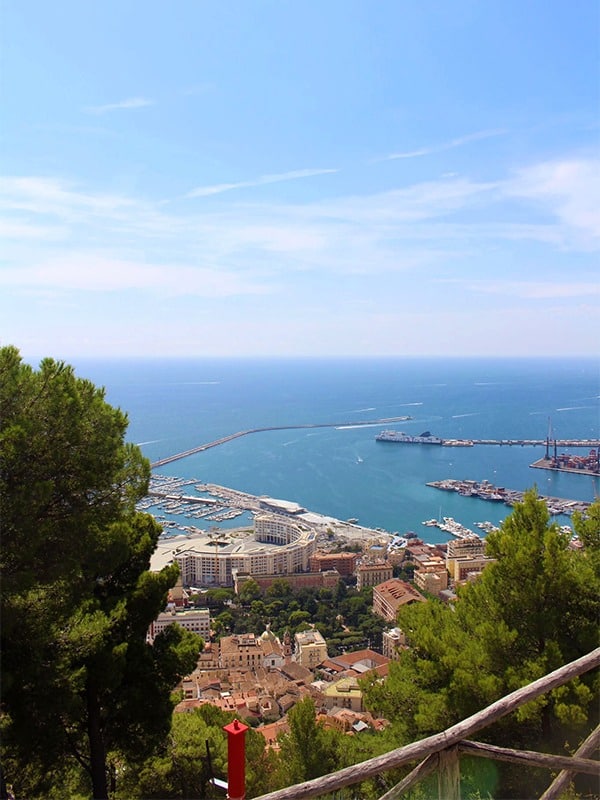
[[254, 647, 600, 800]]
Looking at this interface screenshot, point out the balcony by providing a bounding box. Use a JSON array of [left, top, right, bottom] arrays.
[[253, 647, 599, 800]]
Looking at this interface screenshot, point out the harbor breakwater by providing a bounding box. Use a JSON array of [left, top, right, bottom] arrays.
[[150, 416, 413, 468]]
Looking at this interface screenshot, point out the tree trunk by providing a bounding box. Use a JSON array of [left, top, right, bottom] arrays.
[[86, 677, 108, 800]]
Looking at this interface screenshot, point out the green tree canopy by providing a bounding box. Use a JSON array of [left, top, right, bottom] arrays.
[[0, 347, 200, 799], [362, 490, 600, 798], [117, 704, 278, 799], [237, 577, 262, 604], [276, 697, 338, 785]]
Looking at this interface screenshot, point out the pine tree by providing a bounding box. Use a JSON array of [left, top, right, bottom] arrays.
[[362, 490, 600, 797], [0, 347, 200, 799]]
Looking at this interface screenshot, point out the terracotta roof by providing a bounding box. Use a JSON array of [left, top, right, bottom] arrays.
[[278, 661, 313, 683], [374, 579, 426, 604], [258, 719, 289, 748], [331, 649, 390, 668], [320, 658, 345, 673]]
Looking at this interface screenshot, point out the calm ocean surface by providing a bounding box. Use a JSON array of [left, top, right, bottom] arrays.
[[71, 357, 599, 544]]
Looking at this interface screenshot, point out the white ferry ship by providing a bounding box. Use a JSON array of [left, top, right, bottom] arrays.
[[375, 430, 443, 445]]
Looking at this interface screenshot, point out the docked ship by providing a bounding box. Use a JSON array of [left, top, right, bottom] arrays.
[[375, 430, 443, 445]]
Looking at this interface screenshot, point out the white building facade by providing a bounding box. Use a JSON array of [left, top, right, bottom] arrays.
[[147, 608, 211, 644]]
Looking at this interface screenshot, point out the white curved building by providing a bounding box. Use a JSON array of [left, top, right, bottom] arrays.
[[151, 513, 318, 588]]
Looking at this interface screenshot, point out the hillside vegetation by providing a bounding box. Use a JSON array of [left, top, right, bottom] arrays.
[[1, 347, 597, 799]]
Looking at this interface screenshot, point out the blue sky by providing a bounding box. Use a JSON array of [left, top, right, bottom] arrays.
[[1, 0, 599, 358]]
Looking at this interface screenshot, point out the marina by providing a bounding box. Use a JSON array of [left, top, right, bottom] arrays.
[[138, 472, 590, 555], [422, 516, 482, 539], [140, 473, 392, 546]]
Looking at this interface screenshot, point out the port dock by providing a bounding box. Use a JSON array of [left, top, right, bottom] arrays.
[[426, 478, 592, 516], [376, 433, 600, 448], [530, 457, 600, 477]]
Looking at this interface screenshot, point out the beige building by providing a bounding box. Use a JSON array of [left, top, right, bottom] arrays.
[[382, 627, 406, 660], [445, 537, 493, 583], [356, 560, 393, 591], [322, 677, 364, 712], [386, 549, 406, 567], [309, 551, 358, 576], [147, 608, 211, 644], [448, 555, 495, 583], [446, 536, 484, 560], [238, 569, 341, 593], [219, 632, 285, 670], [414, 558, 449, 596], [294, 629, 328, 669], [151, 513, 318, 588], [372, 579, 426, 622]]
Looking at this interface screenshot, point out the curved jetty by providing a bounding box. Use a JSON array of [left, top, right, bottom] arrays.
[[150, 416, 413, 468]]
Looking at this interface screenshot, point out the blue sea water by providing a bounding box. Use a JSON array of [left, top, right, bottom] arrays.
[[70, 357, 599, 544]]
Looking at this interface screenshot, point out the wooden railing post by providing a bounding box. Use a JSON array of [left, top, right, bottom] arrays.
[[438, 746, 461, 800]]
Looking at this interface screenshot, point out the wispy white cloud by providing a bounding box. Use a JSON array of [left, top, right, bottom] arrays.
[[505, 158, 600, 246], [83, 97, 154, 114], [0, 219, 68, 241], [186, 168, 339, 198], [0, 254, 274, 297], [1, 156, 598, 304], [0, 177, 136, 227], [3, 155, 599, 359], [385, 128, 507, 160], [455, 279, 600, 299]]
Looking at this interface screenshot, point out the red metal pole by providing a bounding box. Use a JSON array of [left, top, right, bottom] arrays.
[[223, 719, 248, 800]]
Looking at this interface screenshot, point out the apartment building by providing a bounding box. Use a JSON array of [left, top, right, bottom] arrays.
[[382, 627, 406, 660], [147, 607, 211, 644], [294, 629, 328, 669], [253, 569, 341, 593], [356, 560, 393, 591], [448, 554, 496, 583], [309, 551, 358, 576], [414, 557, 449, 596], [322, 677, 364, 712], [372, 579, 426, 622], [153, 513, 318, 588], [219, 632, 285, 670]]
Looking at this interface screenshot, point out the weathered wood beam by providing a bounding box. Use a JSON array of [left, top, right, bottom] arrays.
[[458, 740, 599, 776], [540, 724, 600, 800], [254, 647, 600, 800]]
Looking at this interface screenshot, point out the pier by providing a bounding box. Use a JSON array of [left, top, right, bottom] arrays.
[[150, 416, 413, 468], [462, 438, 599, 447], [426, 478, 592, 516], [377, 435, 600, 448]]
